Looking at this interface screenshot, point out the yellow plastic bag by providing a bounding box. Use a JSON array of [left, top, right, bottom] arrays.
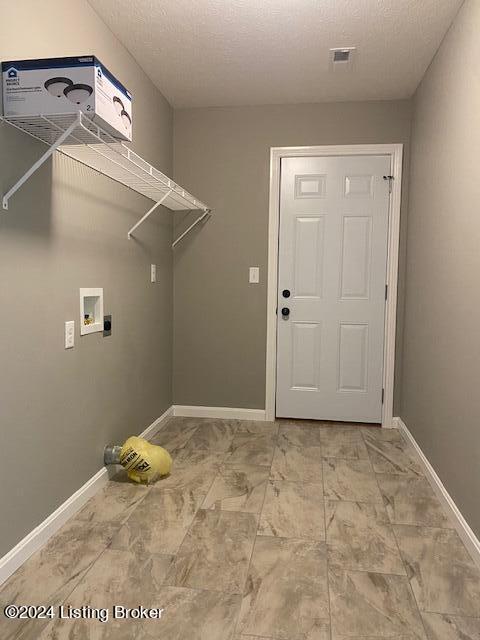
[[119, 436, 172, 484]]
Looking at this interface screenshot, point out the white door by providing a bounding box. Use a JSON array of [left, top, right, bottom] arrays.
[[276, 155, 391, 423]]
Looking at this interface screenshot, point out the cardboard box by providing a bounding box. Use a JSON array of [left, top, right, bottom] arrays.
[[2, 55, 132, 141]]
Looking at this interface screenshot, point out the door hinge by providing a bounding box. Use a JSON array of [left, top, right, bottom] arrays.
[[385, 284, 388, 300], [381, 388, 385, 404], [383, 175, 394, 193]]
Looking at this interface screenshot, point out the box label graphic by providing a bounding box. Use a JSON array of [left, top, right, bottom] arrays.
[[2, 56, 132, 141]]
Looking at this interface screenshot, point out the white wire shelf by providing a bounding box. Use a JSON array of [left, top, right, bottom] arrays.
[[1, 111, 211, 243]]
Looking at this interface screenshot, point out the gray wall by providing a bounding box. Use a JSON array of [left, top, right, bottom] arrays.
[[401, 0, 480, 535], [0, 0, 173, 556], [173, 101, 412, 410]]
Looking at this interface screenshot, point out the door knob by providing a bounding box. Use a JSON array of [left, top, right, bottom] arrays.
[[281, 307, 290, 318], [282, 289, 291, 298]]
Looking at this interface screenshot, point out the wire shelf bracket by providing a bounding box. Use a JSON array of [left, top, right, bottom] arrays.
[[1, 111, 211, 246], [172, 210, 212, 248], [127, 190, 172, 240]]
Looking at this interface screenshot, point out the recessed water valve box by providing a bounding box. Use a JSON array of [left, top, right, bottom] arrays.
[[2, 56, 132, 141], [80, 288, 104, 335]]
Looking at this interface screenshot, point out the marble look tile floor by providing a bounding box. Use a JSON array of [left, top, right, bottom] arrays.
[[1, 417, 479, 640]]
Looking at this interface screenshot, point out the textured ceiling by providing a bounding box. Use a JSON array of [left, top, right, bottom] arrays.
[[88, 0, 462, 108]]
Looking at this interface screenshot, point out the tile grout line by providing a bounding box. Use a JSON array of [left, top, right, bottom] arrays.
[[37, 483, 155, 614], [362, 429, 425, 478], [371, 475, 456, 532], [160, 421, 244, 591], [376, 429, 480, 627], [52, 458, 174, 612], [388, 520, 431, 639], [235, 635, 276, 639], [106, 423, 478, 634], [161, 417, 208, 460], [49, 516, 132, 615], [320, 429, 334, 640], [353, 430, 477, 629], [160, 420, 280, 598], [75, 417, 188, 544], [420, 609, 480, 621], [100, 481, 153, 529], [367, 430, 431, 640], [230, 421, 280, 638], [11, 421, 451, 638]]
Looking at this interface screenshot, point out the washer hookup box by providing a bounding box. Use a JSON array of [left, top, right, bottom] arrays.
[[2, 55, 133, 141]]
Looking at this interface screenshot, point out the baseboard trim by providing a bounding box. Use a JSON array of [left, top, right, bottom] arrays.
[[173, 405, 266, 421], [394, 416, 480, 568], [0, 405, 174, 586], [0, 467, 110, 587], [139, 406, 174, 440]]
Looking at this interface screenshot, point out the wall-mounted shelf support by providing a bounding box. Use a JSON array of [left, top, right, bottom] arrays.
[[172, 209, 212, 248], [128, 190, 172, 239], [1, 112, 212, 245], [2, 117, 79, 210]]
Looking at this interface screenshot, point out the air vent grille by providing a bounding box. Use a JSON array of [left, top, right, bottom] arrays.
[[333, 50, 350, 62], [330, 47, 356, 70]]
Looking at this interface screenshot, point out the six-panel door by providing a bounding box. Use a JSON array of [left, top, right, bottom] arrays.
[[276, 155, 391, 422]]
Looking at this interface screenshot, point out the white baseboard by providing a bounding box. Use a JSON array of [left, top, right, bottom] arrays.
[[394, 416, 480, 568], [173, 405, 267, 421], [381, 418, 397, 429], [0, 467, 110, 587], [0, 405, 174, 586], [139, 405, 174, 439]]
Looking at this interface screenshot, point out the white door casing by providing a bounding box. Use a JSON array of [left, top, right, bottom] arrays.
[[270, 147, 402, 424]]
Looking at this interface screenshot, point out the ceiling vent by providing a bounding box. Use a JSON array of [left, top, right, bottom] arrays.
[[330, 47, 356, 71]]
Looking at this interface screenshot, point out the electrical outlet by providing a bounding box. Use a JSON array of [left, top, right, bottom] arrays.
[[151, 264, 157, 283], [65, 321, 75, 349]]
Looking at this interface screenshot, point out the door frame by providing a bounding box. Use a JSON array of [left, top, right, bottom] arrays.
[[265, 144, 403, 427]]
